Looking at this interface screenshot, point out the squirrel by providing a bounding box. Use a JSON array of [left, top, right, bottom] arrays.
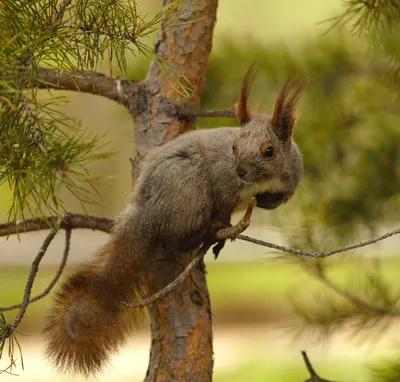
[[43, 65, 306, 376]]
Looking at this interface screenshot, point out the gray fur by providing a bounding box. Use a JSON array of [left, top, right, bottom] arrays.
[[117, 119, 302, 251]]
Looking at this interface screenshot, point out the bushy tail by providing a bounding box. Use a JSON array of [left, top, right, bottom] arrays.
[[43, 230, 148, 376]]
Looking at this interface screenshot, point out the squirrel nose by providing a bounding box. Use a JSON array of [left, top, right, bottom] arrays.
[[236, 165, 248, 178]]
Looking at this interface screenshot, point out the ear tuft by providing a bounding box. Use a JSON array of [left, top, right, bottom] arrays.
[[271, 76, 308, 143], [237, 63, 259, 125]]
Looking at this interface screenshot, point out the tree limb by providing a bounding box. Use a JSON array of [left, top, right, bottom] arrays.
[[28, 67, 138, 107], [0, 213, 114, 236]]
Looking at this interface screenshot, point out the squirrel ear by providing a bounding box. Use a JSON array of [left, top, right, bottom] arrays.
[[237, 63, 259, 126], [271, 76, 308, 143]]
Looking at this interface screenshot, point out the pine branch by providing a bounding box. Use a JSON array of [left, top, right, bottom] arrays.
[[29, 67, 138, 107]]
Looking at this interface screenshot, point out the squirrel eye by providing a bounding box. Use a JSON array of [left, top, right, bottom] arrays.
[[260, 143, 275, 159], [264, 146, 274, 158], [232, 145, 235, 152]]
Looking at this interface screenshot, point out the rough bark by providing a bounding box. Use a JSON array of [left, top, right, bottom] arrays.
[[130, 0, 218, 176], [134, 1, 218, 381]]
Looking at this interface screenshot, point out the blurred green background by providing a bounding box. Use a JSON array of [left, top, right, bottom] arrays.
[[1, 0, 400, 381]]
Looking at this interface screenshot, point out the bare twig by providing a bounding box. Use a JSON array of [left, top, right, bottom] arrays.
[[180, 108, 236, 119], [237, 227, 400, 258], [7, 229, 57, 330], [0, 228, 72, 312], [0, 213, 114, 236]]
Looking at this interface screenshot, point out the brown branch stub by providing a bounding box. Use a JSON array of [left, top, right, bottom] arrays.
[[0, 213, 114, 237], [28, 67, 139, 108], [301, 351, 334, 382]]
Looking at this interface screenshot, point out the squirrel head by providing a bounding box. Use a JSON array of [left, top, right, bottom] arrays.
[[233, 64, 306, 209]]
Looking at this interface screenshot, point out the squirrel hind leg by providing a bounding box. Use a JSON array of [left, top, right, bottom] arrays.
[[43, 270, 133, 376]]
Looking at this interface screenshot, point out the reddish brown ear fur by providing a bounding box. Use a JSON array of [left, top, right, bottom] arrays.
[[271, 76, 308, 143], [237, 63, 259, 125]]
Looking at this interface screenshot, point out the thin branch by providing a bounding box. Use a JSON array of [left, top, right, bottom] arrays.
[[179, 108, 236, 118], [8, 229, 57, 330], [27, 67, 138, 107], [0, 213, 114, 236], [237, 227, 400, 258], [0, 228, 72, 312]]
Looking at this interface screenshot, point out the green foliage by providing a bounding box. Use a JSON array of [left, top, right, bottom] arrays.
[[0, 0, 191, 222], [325, 0, 400, 35]]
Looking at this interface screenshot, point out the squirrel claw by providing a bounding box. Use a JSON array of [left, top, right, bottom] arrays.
[[212, 240, 226, 259]]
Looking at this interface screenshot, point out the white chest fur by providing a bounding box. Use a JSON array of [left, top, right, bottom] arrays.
[[239, 177, 283, 201]]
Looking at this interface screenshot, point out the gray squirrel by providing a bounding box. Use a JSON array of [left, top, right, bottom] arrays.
[[43, 65, 305, 376]]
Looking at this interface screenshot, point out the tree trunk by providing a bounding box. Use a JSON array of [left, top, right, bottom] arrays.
[[130, 1, 218, 381]]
